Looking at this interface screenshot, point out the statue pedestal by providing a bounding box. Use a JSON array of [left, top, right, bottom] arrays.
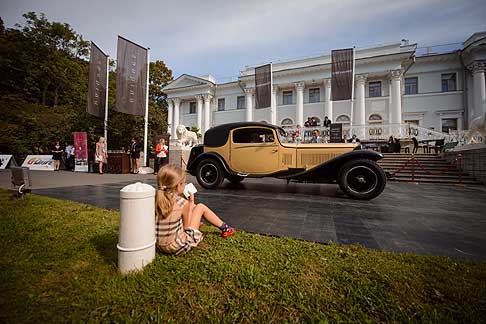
[[169, 145, 191, 170]]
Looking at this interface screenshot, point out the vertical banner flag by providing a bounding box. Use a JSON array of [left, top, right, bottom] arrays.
[[255, 64, 271, 109], [87, 42, 108, 118], [115, 36, 148, 116], [331, 48, 354, 101], [73, 132, 88, 172]]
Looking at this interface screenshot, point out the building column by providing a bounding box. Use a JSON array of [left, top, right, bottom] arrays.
[[355, 74, 367, 126], [324, 79, 333, 121], [172, 98, 180, 139], [245, 88, 254, 122], [271, 86, 277, 125], [390, 70, 403, 125], [195, 95, 203, 133], [470, 61, 486, 117], [295, 82, 305, 126], [167, 99, 173, 136], [203, 94, 212, 134]]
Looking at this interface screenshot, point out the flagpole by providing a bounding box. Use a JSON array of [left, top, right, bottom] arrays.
[[104, 55, 109, 145], [270, 63, 274, 125], [143, 48, 150, 167], [350, 46, 356, 127]]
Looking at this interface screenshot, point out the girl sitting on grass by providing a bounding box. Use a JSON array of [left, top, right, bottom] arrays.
[[155, 164, 235, 255]]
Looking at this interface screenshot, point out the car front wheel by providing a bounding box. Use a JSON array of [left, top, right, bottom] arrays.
[[337, 159, 386, 200], [196, 159, 224, 189]]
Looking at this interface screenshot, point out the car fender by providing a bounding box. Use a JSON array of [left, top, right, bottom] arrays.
[[283, 150, 383, 181], [186, 151, 236, 176]]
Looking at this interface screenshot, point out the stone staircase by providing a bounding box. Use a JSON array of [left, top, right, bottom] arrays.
[[378, 153, 480, 184]]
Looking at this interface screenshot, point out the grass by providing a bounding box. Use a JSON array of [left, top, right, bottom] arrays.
[[0, 189, 485, 323]]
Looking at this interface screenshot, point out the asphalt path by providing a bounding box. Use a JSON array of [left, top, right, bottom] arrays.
[[4, 170, 484, 260]]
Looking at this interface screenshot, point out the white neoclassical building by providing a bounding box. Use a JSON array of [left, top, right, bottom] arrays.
[[162, 32, 486, 139]]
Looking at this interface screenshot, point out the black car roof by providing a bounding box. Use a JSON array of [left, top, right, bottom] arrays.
[[204, 122, 282, 147]]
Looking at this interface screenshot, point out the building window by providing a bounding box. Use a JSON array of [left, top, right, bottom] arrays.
[[281, 118, 293, 126], [308, 88, 320, 103], [218, 98, 225, 111], [283, 91, 293, 105], [336, 115, 350, 125], [368, 114, 383, 124], [405, 120, 419, 126], [189, 102, 196, 114], [405, 77, 418, 95], [369, 81, 382, 97], [442, 118, 457, 133], [441, 73, 456, 92], [237, 96, 245, 110]]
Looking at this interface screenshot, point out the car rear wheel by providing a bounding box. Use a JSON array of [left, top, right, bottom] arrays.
[[226, 174, 244, 183], [338, 159, 386, 200], [196, 159, 224, 189]]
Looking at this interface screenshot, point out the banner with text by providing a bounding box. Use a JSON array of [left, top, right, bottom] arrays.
[[115, 36, 148, 116], [331, 48, 354, 101], [0, 155, 15, 169], [73, 132, 89, 172], [87, 42, 109, 118], [21, 155, 54, 171], [255, 64, 271, 109]]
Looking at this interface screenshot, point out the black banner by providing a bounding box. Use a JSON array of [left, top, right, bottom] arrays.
[[115, 36, 148, 116], [331, 48, 354, 101], [255, 64, 271, 109], [330, 123, 343, 143], [87, 42, 108, 118]]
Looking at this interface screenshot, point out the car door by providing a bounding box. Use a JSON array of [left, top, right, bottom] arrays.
[[230, 127, 279, 174]]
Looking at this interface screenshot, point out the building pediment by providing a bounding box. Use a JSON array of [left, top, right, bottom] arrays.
[[162, 74, 215, 92]]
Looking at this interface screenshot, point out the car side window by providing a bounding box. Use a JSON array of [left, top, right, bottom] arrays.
[[233, 128, 275, 144]]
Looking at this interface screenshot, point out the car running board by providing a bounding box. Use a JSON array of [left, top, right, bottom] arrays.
[[236, 173, 249, 177]]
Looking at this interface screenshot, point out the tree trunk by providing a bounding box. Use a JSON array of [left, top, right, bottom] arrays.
[[42, 85, 48, 106], [53, 86, 59, 107]]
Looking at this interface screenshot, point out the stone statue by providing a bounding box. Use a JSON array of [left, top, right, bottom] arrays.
[[467, 111, 486, 144], [176, 125, 198, 147]]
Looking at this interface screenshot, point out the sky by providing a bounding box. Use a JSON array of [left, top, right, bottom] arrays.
[[1, 0, 485, 82]]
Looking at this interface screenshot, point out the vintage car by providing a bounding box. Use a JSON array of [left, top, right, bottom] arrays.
[[186, 122, 386, 200]]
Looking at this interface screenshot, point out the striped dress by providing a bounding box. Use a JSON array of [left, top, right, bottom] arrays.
[[155, 194, 203, 255]]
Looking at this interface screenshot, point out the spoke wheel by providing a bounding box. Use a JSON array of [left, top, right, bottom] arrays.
[[338, 159, 386, 200], [196, 159, 224, 189]]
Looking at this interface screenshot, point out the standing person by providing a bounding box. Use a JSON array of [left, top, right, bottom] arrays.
[[95, 137, 108, 174], [323, 116, 331, 127], [154, 138, 169, 175], [351, 134, 360, 143], [155, 164, 235, 255], [51, 141, 63, 171], [65, 142, 75, 171], [130, 137, 141, 174]]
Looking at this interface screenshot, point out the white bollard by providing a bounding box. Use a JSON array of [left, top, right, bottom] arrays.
[[117, 182, 156, 274]]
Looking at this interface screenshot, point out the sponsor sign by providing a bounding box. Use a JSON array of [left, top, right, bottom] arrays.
[[73, 132, 89, 172], [330, 123, 343, 143], [22, 155, 55, 171], [0, 155, 13, 169]]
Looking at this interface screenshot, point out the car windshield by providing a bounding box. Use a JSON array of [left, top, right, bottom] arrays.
[[277, 127, 294, 144]]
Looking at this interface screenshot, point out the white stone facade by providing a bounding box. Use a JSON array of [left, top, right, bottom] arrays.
[[162, 32, 486, 137]]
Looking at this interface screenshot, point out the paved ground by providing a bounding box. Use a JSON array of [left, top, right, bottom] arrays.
[[2, 169, 485, 260]]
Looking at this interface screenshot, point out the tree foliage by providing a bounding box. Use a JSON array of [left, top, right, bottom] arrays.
[[0, 12, 173, 164]]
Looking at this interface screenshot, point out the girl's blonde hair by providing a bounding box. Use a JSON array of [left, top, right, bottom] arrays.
[[156, 164, 184, 218]]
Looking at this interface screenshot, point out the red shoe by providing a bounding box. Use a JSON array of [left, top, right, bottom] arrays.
[[221, 227, 236, 238]]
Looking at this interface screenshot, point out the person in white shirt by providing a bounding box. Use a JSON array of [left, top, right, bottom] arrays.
[[65, 143, 75, 171]]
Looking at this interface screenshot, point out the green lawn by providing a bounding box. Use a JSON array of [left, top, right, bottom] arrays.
[[0, 190, 485, 323]]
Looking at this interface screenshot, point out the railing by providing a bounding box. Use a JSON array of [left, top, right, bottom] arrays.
[[282, 123, 454, 144]]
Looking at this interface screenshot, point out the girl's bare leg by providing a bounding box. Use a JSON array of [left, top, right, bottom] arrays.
[[187, 203, 223, 229]]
